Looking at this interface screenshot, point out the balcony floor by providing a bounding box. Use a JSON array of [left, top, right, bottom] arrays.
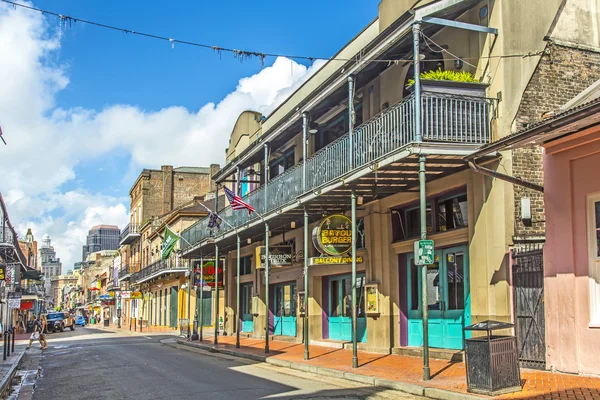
[[184, 142, 490, 257]]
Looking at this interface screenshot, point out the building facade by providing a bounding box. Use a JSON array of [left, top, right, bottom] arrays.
[[82, 224, 120, 262], [178, 0, 600, 373], [118, 164, 220, 331]]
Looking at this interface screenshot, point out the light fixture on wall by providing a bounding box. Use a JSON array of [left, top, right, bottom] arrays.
[[357, 196, 364, 205], [247, 238, 252, 244], [290, 221, 296, 229], [308, 122, 319, 134], [454, 58, 464, 70]]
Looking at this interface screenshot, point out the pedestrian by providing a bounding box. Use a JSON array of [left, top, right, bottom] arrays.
[[26, 315, 42, 350], [39, 315, 48, 350]]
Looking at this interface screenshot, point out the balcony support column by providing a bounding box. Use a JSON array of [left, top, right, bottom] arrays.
[[348, 76, 355, 169], [199, 254, 204, 341], [351, 190, 358, 368], [236, 234, 241, 348], [413, 22, 423, 143], [214, 243, 219, 345], [419, 155, 430, 381], [187, 254, 192, 339], [265, 222, 270, 353], [303, 207, 309, 360], [302, 113, 308, 192], [236, 166, 241, 196], [264, 144, 269, 211]]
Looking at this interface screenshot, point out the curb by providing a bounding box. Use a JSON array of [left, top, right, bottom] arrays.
[[174, 339, 486, 400], [0, 350, 26, 397]]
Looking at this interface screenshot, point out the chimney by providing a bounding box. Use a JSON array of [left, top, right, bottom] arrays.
[[161, 165, 173, 214], [209, 163, 221, 189]]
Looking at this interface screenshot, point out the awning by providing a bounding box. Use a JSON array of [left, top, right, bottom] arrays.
[[22, 269, 43, 281]]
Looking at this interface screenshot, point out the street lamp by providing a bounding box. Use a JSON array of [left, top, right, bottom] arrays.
[[191, 270, 201, 341]]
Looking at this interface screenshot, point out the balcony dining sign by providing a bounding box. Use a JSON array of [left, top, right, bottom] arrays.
[[192, 259, 224, 289]]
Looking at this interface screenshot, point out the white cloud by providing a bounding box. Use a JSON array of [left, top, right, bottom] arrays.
[[0, 2, 325, 271]]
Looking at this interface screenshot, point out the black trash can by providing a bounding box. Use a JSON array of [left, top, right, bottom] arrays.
[[463, 320, 521, 396], [104, 319, 109, 327]]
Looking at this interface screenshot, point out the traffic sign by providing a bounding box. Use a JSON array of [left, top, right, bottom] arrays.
[[414, 240, 434, 265]]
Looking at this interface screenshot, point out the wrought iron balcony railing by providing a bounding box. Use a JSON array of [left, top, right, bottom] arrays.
[[119, 223, 141, 245], [182, 91, 492, 250], [0, 226, 16, 246], [130, 258, 188, 284]]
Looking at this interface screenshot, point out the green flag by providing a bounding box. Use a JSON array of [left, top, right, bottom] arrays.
[[161, 226, 179, 260]]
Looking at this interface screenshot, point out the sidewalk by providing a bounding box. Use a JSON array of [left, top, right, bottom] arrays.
[[171, 335, 600, 400], [0, 344, 25, 398]]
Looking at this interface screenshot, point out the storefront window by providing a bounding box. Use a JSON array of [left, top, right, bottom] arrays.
[[446, 252, 465, 310], [410, 259, 419, 310], [405, 205, 432, 239], [240, 256, 252, 275], [588, 194, 600, 324], [269, 147, 295, 179]]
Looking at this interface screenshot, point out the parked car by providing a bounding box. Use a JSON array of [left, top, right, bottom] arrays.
[[75, 315, 86, 326], [45, 312, 75, 332]]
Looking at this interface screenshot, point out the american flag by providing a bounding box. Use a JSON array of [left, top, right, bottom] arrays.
[[223, 186, 255, 215]]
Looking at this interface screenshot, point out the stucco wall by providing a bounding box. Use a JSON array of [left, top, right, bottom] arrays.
[[543, 127, 600, 376]]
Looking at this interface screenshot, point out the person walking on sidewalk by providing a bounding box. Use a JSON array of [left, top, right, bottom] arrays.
[[26, 315, 44, 349], [39, 315, 48, 349]]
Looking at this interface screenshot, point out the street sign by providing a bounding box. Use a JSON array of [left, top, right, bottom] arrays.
[[414, 240, 434, 265]]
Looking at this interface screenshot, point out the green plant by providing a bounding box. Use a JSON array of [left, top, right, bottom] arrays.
[[406, 68, 479, 87]]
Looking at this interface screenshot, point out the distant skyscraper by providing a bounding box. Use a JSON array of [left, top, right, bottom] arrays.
[[40, 234, 62, 278], [82, 224, 120, 261]]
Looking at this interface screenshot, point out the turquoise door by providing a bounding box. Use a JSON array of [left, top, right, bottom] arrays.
[[241, 283, 254, 333], [272, 283, 297, 336], [328, 274, 367, 342], [407, 246, 470, 350]]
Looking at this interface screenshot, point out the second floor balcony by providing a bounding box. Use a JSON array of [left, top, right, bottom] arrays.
[[130, 258, 188, 285], [182, 89, 493, 251], [120, 223, 141, 246]]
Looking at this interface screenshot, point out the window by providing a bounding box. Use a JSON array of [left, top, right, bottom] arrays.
[[392, 190, 468, 242], [438, 194, 468, 232], [269, 147, 295, 179], [587, 193, 600, 325], [240, 256, 252, 275]]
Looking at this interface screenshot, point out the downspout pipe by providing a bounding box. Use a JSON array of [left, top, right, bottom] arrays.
[[468, 160, 544, 193]]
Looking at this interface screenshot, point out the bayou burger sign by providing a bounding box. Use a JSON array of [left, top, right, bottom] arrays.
[[312, 214, 353, 256]]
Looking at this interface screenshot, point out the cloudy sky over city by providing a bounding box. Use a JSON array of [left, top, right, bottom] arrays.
[[0, 0, 375, 270]]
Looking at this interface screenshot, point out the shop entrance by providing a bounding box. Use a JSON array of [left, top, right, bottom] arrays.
[[272, 282, 297, 336], [407, 245, 470, 350], [241, 283, 254, 333], [196, 289, 213, 327], [328, 274, 367, 342], [169, 286, 178, 328]]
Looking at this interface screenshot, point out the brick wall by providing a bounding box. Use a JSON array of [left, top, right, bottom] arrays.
[[512, 42, 600, 240]]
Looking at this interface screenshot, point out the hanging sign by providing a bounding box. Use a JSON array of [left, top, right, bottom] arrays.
[[130, 291, 143, 300], [192, 259, 224, 289], [255, 246, 293, 269], [312, 214, 353, 256], [19, 300, 34, 310], [120, 291, 131, 299], [308, 256, 364, 266], [7, 292, 21, 309], [0, 264, 5, 281]]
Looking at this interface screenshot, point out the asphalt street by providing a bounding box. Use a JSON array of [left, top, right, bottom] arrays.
[[14, 327, 423, 400]]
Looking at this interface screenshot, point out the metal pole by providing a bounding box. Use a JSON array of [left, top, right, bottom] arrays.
[[11, 327, 14, 353], [264, 223, 270, 353], [187, 256, 192, 338], [413, 22, 423, 143], [199, 255, 204, 342], [348, 76, 354, 169], [302, 113, 308, 192], [214, 243, 219, 345], [419, 156, 430, 381], [236, 235, 241, 348], [3, 332, 6, 360], [351, 191, 358, 368], [303, 207, 309, 360], [236, 166, 241, 196]]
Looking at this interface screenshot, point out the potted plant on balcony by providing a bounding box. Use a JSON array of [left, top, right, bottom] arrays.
[[406, 69, 488, 98]]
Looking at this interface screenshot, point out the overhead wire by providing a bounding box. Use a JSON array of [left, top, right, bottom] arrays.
[[0, 0, 547, 66]]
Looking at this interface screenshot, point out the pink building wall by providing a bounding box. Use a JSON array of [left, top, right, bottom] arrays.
[[543, 127, 600, 375]]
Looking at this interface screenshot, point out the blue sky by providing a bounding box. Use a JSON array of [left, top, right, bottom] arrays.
[[0, 0, 378, 271]]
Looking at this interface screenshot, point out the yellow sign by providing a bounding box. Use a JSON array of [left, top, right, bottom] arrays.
[[312, 214, 353, 256], [308, 256, 364, 266], [130, 291, 143, 300]]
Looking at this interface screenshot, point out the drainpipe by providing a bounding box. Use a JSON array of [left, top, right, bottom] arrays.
[[467, 160, 544, 193]]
